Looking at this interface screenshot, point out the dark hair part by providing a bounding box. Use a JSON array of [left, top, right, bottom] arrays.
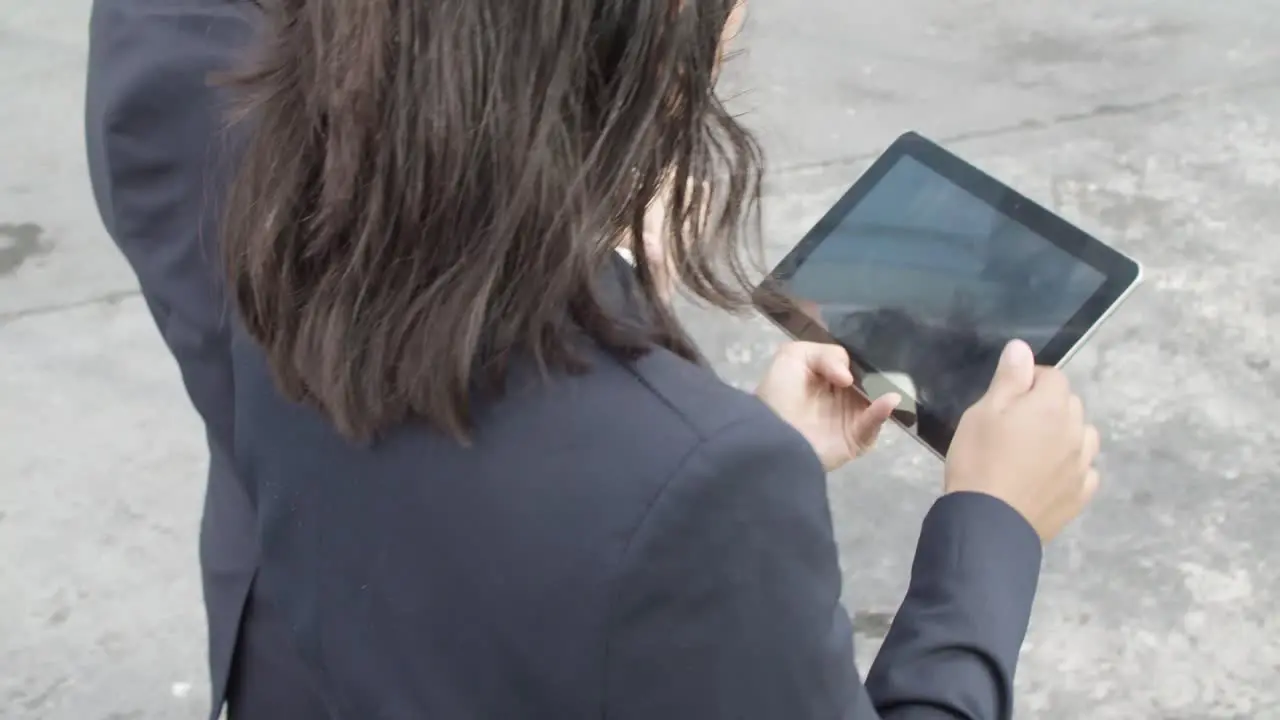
[[222, 0, 762, 441]]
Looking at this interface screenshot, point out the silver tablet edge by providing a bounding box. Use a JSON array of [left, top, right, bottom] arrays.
[[1054, 261, 1145, 369]]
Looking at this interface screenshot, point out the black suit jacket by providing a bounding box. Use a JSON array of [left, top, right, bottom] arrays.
[[85, 2, 272, 717], [229, 258, 1043, 718], [86, 1, 1044, 715]]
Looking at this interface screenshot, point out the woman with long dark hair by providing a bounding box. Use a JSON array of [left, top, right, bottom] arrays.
[[220, 1, 1100, 717]]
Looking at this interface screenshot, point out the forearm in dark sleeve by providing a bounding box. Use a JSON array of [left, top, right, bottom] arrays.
[[865, 492, 1043, 719]]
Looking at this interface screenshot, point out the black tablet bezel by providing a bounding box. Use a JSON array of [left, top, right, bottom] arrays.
[[754, 131, 1142, 456]]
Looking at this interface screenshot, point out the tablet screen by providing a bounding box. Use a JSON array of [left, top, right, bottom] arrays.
[[781, 155, 1106, 432]]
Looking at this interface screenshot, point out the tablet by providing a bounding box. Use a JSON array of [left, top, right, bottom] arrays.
[[753, 132, 1142, 458]]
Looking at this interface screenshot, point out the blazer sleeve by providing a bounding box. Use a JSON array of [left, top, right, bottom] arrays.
[[84, 1, 253, 452], [601, 412, 1043, 719]]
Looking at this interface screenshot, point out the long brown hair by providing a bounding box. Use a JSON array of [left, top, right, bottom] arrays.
[[222, 0, 763, 441]]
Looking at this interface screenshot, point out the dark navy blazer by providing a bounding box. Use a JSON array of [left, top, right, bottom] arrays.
[[87, 2, 1044, 717], [228, 272, 1042, 719]]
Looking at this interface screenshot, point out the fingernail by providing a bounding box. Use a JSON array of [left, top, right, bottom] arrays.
[[1006, 338, 1031, 356]]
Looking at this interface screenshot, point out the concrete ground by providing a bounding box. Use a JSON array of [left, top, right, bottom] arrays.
[[2, 1, 1279, 718]]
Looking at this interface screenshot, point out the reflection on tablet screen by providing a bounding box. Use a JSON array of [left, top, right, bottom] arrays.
[[784, 156, 1106, 431]]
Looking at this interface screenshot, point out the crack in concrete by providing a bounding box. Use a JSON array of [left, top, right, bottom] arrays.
[[772, 73, 1280, 178], [0, 289, 141, 326]]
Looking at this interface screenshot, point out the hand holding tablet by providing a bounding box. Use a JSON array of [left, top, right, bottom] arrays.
[[754, 132, 1142, 458], [945, 339, 1101, 543]]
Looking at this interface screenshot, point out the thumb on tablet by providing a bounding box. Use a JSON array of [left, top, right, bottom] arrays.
[[985, 339, 1036, 406]]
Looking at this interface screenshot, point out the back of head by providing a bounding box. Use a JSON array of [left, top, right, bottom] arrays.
[[222, 0, 761, 442]]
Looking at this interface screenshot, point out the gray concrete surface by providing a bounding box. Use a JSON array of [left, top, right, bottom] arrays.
[[2, 1, 1279, 718]]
